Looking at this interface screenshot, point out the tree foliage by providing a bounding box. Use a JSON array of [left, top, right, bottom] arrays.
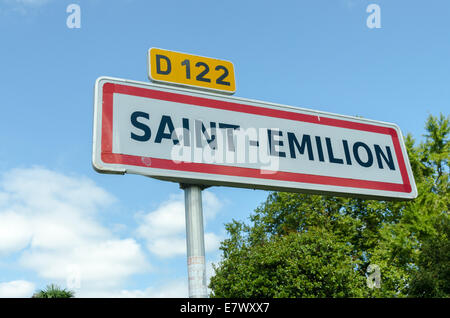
[[32, 284, 75, 298], [210, 114, 449, 298]]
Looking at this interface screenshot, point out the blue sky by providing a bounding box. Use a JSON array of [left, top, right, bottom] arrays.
[[0, 0, 448, 297]]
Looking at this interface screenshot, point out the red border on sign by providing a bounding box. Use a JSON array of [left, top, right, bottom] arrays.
[[100, 83, 412, 194]]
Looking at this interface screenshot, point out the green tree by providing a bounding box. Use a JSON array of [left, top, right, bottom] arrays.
[[210, 114, 449, 298], [32, 284, 75, 298], [407, 213, 449, 297], [369, 114, 449, 297]]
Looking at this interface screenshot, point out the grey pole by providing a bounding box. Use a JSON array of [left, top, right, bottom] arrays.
[[181, 184, 208, 298]]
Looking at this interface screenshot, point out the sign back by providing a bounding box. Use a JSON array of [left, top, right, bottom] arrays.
[[92, 77, 417, 200]]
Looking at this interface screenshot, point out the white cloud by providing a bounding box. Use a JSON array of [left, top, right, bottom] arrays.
[[0, 166, 225, 297], [0, 211, 31, 253], [77, 279, 189, 298], [75, 254, 222, 298], [136, 195, 185, 239], [0, 167, 150, 293], [19, 239, 149, 287], [0, 280, 35, 298], [0, 167, 114, 253], [204, 232, 221, 252], [203, 190, 224, 220], [135, 191, 223, 258], [78, 277, 188, 298], [1, 167, 113, 214]]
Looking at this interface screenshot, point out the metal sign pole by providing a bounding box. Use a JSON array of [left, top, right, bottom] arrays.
[[181, 184, 208, 298]]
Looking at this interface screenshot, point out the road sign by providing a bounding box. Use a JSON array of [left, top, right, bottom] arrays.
[[92, 76, 417, 200], [147, 48, 236, 95]]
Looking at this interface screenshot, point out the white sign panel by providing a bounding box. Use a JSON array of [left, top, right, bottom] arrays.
[[92, 77, 417, 200]]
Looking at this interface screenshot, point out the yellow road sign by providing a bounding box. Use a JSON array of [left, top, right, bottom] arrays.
[[148, 48, 236, 94]]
